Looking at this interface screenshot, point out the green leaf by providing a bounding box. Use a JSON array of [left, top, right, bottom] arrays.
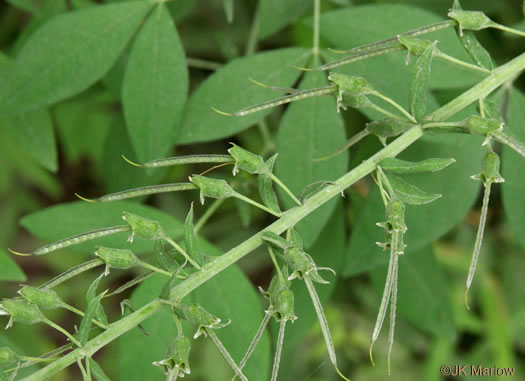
[[502, 88, 525, 250], [1, 109, 57, 172], [184, 203, 203, 266], [380, 157, 456, 174], [453, 0, 493, 70], [278, 205, 346, 379], [387, 174, 442, 205], [259, 0, 310, 39], [178, 47, 309, 144], [7, 0, 40, 15], [370, 245, 456, 339], [88, 358, 112, 381], [20, 201, 185, 256], [0, 1, 153, 115], [86, 274, 109, 326], [0, 249, 26, 282], [122, 3, 188, 162], [409, 41, 436, 121], [0, 56, 57, 172], [101, 118, 166, 195], [315, 4, 485, 94], [78, 291, 106, 346], [258, 154, 281, 213], [275, 71, 347, 248], [345, 132, 484, 276]]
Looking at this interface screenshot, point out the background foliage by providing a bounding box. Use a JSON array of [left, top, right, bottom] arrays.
[[1, 0, 525, 380]]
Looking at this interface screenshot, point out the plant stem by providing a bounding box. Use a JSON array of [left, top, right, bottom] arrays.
[[371, 91, 417, 123], [186, 57, 222, 71], [270, 320, 286, 381], [493, 23, 525, 38], [233, 192, 282, 217], [207, 329, 248, 381], [43, 318, 82, 348], [62, 303, 108, 329], [194, 198, 224, 234], [238, 313, 271, 370], [267, 246, 285, 284], [493, 129, 525, 158], [313, 0, 320, 57], [163, 236, 202, 270], [269, 173, 301, 205], [436, 51, 491, 74], [138, 261, 172, 277], [315, 128, 370, 161], [22, 50, 525, 381], [244, 3, 260, 56]]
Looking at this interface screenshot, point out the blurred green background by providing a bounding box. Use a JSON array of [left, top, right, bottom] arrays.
[[1, 0, 525, 380]]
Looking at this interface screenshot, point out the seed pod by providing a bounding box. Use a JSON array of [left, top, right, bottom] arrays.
[[0, 347, 18, 367], [366, 118, 413, 145], [273, 289, 297, 322], [122, 212, 165, 242], [448, 9, 494, 34], [182, 303, 229, 338], [284, 248, 331, 284], [465, 115, 502, 136], [228, 143, 268, 175], [398, 36, 434, 57], [166, 335, 191, 375], [189, 175, 236, 205], [328, 73, 374, 95], [0, 300, 44, 328], [472, 151, 504, 184], [18, 286, 64, 310], [340, 93, 374, 110], [386, 199, 406, 232], [95, 247, 140, 275]]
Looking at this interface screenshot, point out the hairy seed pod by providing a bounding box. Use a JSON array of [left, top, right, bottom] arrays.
[[95, 247, 140, 271], [465, 115, 502, 136], [228, 143, 268, 175], [273, 289, 297, 322], [474, 151, 504, 184], [0, 347, 18, 367], [398, 36, 434, 57], [189, 175, 236, 204], [1, 300, 44, 327], [18, 286, 64, 310], [166, 335, 191, 375], [328, 72, 374, 95], [122, 212, 165, 242], [386, 199, 406, 232], [448, 9, 493, 33]]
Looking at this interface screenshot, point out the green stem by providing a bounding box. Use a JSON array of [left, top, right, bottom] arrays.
[[194, 198, 224, 234], [163, 236, 202, 270], [313, 0, 320, 57], [493, 129, 525, 158], [371, 91, 417, 123], [269, 173, 301, 205], [62, 303, 108, 329], [138, 261, 172, 277], [245, 3, 260, 56], [20, 356, 58, 363], [436, 51, 491, 74], [21, 50, 525, 381], [267, 246, 285, 284], [422, 121, 465, 129], [234, 192, 282, 217], [369, 102, 406, 121], [493, 23, 525, 38], [315, 128, 370, 161], [186, 57, 222, 71], [207, 329, 248, 381], [43, 318, 82, 348], [238, 312, 271, 370]]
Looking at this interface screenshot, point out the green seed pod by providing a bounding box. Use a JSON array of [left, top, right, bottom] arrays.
[[448, 9, 494, 33], [366, 118, 413, 145], [398, 36, 434, 57], [340, 93, 374, 110], [266, 269, 291, 304], [0, 347, 18, 367], [386, 199, 406, 232], [18, 286, 64, 310], [273, 289, 297, 322], [122, 212, 165, 242], [465, 115, 502, 136], [95, 247, 140, 274], [189, 175, 236, 205], [182, 303, 229, 338], [473, 151, 504, 184], [328, 72, 374, 95], [0, 300, 44, 327], [228, 143, 268, 175], [166, 335, 191, 375]]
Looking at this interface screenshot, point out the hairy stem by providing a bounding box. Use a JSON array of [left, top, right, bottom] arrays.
[[21, 50, 525, 381]]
